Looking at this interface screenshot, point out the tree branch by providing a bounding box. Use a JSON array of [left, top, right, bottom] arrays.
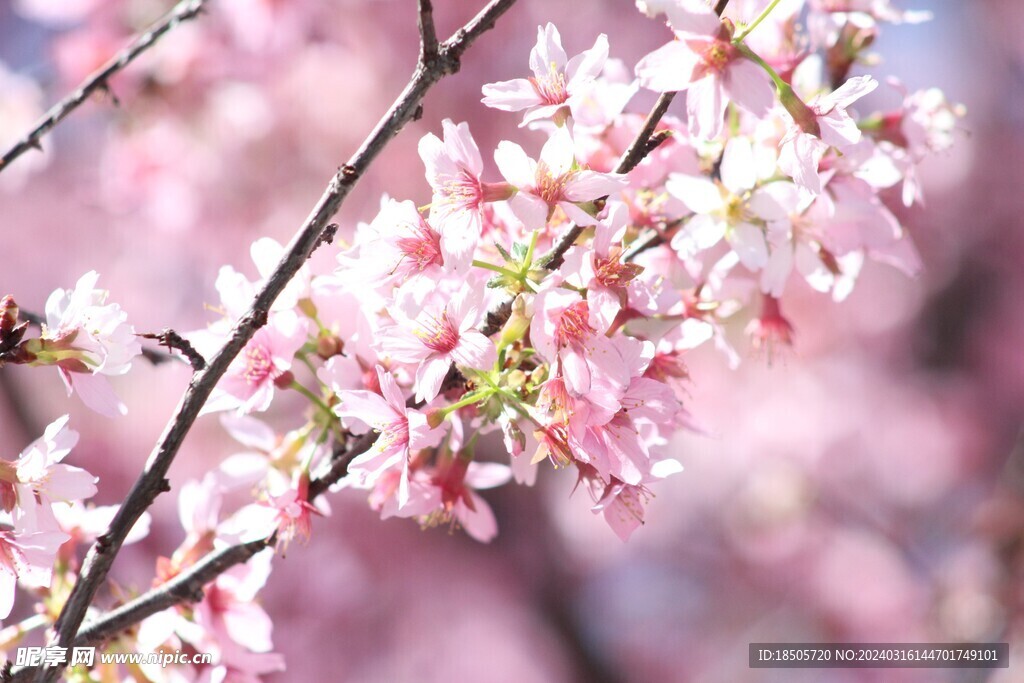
[[6, 426, 373, 681], [418, 0, 440, 62], [29, 2, 518, 681], [139, 330, 206, 371], [0, 0, 209, 175]]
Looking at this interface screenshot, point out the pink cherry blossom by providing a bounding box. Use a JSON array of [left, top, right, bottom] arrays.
[[33, 271, 141, 416], [199, 310, 308, 415], [334, 365, 443, 508], [419, 119, 512, 269], [338, 198, 446, 298], [634, 0, 774, 139], [482, 23, 609, 126], [779, 75, 878, 192], [531, 287, 629, 396], [0, 415, 97, 532], [495, 127, 625, 231], [0, 521, 67, 618], [378, 284, 497, 402], [666, 137, 785, 270], [567, 202, 656, 330]]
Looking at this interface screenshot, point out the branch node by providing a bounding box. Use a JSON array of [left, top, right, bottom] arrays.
[[98, 82, 121, 107], [139, 329, 206, 371], [312, 223, 339, 255], [413, 104, 425, 121]]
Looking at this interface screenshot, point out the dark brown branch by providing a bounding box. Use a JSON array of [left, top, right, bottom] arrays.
[[418, 0, 440, 62], [6, 427, 373, 681], [30, 2, 518, 681], [139, 329, 206, 371], [0, 0, 209, 174]]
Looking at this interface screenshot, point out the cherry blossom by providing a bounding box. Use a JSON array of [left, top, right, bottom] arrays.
[[334, 366, 444, 508], [0, 414, 96, 531], [634, 0, 774, 139], [482, 22, 609, 127], [495, 127, 625, 230], [778, 75, 879, 192], [198, 310, 308, 415], [419, 119, 513, 269], [665, 137, 784, 270], [378, 284, 497, 402], [27, 271, 141, 416]]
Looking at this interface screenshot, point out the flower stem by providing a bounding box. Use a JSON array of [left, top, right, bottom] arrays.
[[735, 42, 787, 91], [522, 230, 539, 273], [289, 380, 334, 419], [734, 0, 783, 42], [472, 260, 523, 280]]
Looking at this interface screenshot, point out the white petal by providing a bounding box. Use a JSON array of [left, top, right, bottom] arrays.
[[665, 174, 724, 214]]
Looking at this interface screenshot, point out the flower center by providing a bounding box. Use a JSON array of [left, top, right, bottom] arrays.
[[535, 162, 573, 206], [689, 38, 737, 80], [594, 247, 644, 288], [554, 301, 594, 349], [529, 62, 568, 106], [440, 170, 483, 211], [378, 418, 410, 452], [395, 219, 443, 273], [243, 345, 274, 385], [415, 311, 461, 354]]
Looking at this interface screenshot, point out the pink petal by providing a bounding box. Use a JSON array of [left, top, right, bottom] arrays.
[[482, 78, 543, 112], [529, 23, 567, 75], [334, 389, 398, 429], [562, 170, 626, 202], [727, 222, 769, 271], [414, 356, 451, 403], [724, 59, 775, 118], [493, 141, 535, 188], [560, 348, 592, 395], [635, 41, 701, 93], [451, 330, 496, 371], [509, 192, 550, 231], [441, 119, 483, 175], [565, 33, 608, 85], [457, 494, 499, 543], [686, 75, 727, 139]]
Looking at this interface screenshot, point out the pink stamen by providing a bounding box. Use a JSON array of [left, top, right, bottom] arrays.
[[243, 345, 274, 385]]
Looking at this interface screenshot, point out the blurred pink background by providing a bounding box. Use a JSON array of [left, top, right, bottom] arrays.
[[1, 0, 1022, 681]]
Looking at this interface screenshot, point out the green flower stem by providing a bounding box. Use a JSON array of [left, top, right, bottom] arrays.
[[472, 260, 523, 280], [289, 380, 335, 420], [521, 230, 540, 273], [735, 42, 787, 91], [734, 0, 784, 43]]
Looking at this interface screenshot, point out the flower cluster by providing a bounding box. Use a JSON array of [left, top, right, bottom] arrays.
[[0, 0, 963, 678], [176, 0, 960, 550]]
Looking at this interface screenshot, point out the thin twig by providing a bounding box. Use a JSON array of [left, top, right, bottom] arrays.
[[0, 0, 209, 174], [28, 2, 518, 681], [418, 0, 440, 62], [6, 428, 372, 681], [139, 330, 206, 371]]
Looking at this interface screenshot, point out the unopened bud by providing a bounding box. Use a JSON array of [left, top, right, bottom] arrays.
[[0, 296, 19, 334], [297, 298, 318, 319], [316, 333, 343, 359], [426, 408, 446, 429], [499, 294, 532, 349], [506, 369, 527, 389]]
